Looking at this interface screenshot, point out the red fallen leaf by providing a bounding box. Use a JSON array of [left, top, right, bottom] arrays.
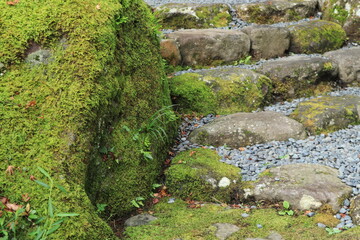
[[29, 175, 36, 181], [25, 100, 36, 109], [189, 151, 196, 157], [238, 147, 246, 151], [201, 146, 207, 149], [152, 198, 160, 204], [5, 165, 15, 175], [215, 115, 220, 118], [164, 159, 171, 165], [340, 213, 347, 218], [6, 0, 19, 6], [303, 210, 312, 216], [22, 194, 30, 202]]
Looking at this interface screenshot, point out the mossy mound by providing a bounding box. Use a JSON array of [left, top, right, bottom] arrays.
[[0, 0, 175, 239], [290, 95, 360, 134], [154, 3, 231, 30], [170, 68, 272, 115], [123, 198, 360, 239], [287, 20, 347, 54], [165, 148, 242, 202]]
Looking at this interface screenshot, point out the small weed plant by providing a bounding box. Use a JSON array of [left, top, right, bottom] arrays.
[[130, 197, 145, 209], [278, 201, 294, 216], [234, 56, 252, 65]]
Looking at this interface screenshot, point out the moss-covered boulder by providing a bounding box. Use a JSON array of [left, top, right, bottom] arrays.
[[287, 20, 347, 54], [170, 68, 272, 115], [154, 3, 232, 29], [234, 0, 318, 24], [166, 148, 242, 202], [290, 95, 360, 134], [256, 55, 339, 101], [320, 0, 360, 41], [0, 0, 175, 239]]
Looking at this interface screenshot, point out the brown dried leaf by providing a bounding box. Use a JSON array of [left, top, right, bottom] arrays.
[[5, 165, 15, 175]]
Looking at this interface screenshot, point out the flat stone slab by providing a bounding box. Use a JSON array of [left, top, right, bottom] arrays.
[[256, 55, 338, 100], [351, 195, 360, 225], [234, 0, 318, 24], [166, 29, 250, 66], [246, 164, 352, 211], [189, 111, 306, 148], [324, 47, 360, 84], [155, 3, 231, 29], [213, 223, 240, 240], [290, 95, 360, 134]]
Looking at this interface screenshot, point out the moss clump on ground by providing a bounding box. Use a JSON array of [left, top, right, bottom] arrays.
[[123, 198, 360, 239], [169, 71, 272, 115], [165, 148, 242, 202], [0, 0, 175, 239], [287, 20, 347, 54]]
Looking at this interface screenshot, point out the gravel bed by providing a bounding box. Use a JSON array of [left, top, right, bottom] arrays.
[[145, 0, 268, 7], [172, 87, 360, 196]]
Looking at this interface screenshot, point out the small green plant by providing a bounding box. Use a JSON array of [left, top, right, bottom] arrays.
[[278, 201, 294, 216], [130, 197, 145, 208], [96, 204, 107, 214], [325, 227, 342, 235], [0, 207, 26, 239], [115, 15, 128, 25], [234, 56, 252, 65]]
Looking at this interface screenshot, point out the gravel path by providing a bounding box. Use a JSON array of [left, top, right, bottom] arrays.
[[172, 87, 360, 196]]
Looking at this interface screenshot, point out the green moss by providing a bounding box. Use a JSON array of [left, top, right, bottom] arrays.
[[169, 73, 217, 115], [165, 148, 241, 202], [0, 0, 175, 238], [123, 199, 355, 239], [170, 72, 272, 115], [288, 20, 347, 54], [314, 214, 340, 228]]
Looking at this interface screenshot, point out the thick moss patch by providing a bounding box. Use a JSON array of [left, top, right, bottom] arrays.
[[165, 148, 242, 202], [0, 0, 175, 239], [123, 198, 360, 239], [170, 69, 272, 115], [287, 20, 347, 54]]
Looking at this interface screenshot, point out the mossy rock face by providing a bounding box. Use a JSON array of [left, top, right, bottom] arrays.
[[256, 55, 339, 101], [165, 148, 242, 202], [170, 68, 272, 115], [290, 95, 360, 134], [155, 3, 231, 29], [234, 0, 318, 24], [0, 0, 175, 239], [320, 0, 360, 41], [287, 20, 347, 54]]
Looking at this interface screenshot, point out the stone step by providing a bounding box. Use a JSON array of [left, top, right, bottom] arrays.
[[161, 20, 347, 66]]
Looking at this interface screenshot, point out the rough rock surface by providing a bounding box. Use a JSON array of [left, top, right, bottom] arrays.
[[25, 49, 52, 66], [256, 55, 338, 100], [246, 164, 352, 211], [124, 214, 158, 227], [290, 95, 360, 134], [246, 232, 284, 240], [213, 223, 240, 240], [189, 111, 306, 148], [324, 47, 360, 84], [241, 25, 290, 59], [166, 29, 250, 66], [234, 0, 318, 24], [287, 20, 347, 54], [160, 39, 181, 66], [350, 195, 360, 225], [155, 3, 231, 29]]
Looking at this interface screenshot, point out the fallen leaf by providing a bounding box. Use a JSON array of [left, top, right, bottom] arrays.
[[95, 3, 101, 10], [25, 203, 30, 212], [25, 100, 36, 109], [238, 147, 246, 151], [1, 197, 8, 205], [177, 160, 183, 164], [22, 194, 30, 202], [6, 0, 19, 6], [5, 165, 15, 175], [29, 175, 36, 181], [193, 124, 199, 127], [148, 211, 154, 214], [152, 198, 160, 204], [189, 151, 196, 157], [5, 203, 22, 212]]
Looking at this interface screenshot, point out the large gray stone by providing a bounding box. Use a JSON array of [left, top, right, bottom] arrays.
[[189, 111, 306, 148], [124, 214, 158, 227], [241, 25, 290, 59], [167, 29, 250, 66], [245, 164, 352, 211], [290, 95, 360, 134], [25, 49, 52, 66], [213, 223, 240, 240], [234, 0, 318, 24], [324, 47, 360, 84], [256, 55, 338, 100], [155, 3, 231, 29], [350, 195, 360, 225]]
